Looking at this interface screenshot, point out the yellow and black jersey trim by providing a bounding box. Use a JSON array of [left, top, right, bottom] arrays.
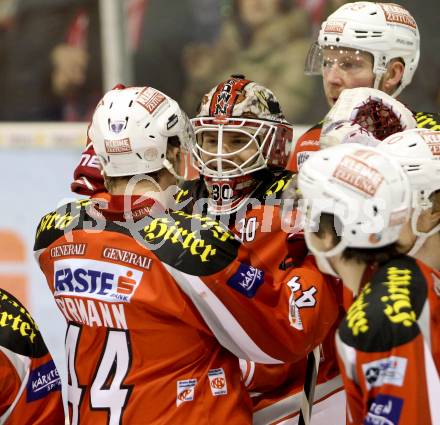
[[0, 288, 48, 357], [34, 200, 241, 277], [338, 255, 427, 352], [415, 111, 440, 131]]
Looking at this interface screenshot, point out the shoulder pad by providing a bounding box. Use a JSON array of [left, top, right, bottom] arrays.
[[261, 170, 296, 201], [339, 256, 426, 352], [176, 178, 207, 214], [34, 200, 90, 251], [415, 111, 440, 131], [0, 289, 48, 357], [139, 210, 240, 276]]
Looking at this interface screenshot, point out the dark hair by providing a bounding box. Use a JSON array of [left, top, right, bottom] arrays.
[[316, 212, 402, 265], [430, 189, 440, 212], [168, 135, 181, 148]]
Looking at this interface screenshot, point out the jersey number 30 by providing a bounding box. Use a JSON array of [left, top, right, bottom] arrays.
[[66, 324, 132, 425]]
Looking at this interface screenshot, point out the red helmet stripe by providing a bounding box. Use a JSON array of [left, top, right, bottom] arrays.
[[208, 78, 251, 117]]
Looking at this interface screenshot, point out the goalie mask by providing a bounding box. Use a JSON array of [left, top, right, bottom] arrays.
[[191, 76, 294, 214], [305, 2, 420, 98], [378, 129, 440, 255], [89, 86, 195, 179], [298, 143, 411, 277]]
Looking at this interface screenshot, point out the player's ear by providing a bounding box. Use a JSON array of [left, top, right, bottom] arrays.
[[381, 60, 405, 94], [428, 209, 440, 228], [166, 145, 180, 168], [321, 229, 338, 250]]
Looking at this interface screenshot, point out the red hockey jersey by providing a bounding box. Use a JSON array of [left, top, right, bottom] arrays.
[[34, 195, 339, 424], [177, 171, 344, 423], [0, 289, 64, 424], [287, 111, 440, 173], [336, 256, 440, 425]]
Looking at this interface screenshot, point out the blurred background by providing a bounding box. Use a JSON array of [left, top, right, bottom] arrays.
[[0, 0, 438, 404]]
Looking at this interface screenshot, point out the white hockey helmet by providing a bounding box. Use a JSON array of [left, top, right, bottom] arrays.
[[298, 143, 411, 274], [89, 86, 195, 177], [305, 2, 420, 97], [378, 129, 440, 250]]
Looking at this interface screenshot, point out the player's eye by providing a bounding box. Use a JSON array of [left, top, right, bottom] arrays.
[[231, 138, 248, 147], [322, 59, 333, 69]]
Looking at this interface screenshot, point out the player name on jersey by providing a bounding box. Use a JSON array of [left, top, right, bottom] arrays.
[[55, 297, 127, 329]]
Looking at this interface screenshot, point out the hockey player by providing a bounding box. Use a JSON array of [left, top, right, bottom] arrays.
[[298, 142, 440, 424], [287, 1, 440, 172], [34, 86, 339, 424], [378, 128, 440, 372], [0, 288, 64, 424], [178, 75, 344, 424]]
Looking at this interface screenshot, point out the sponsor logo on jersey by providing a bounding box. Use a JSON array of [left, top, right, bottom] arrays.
[[333, 155, 384, 196], [297, 151, 311, 171], [324, 20, 346, 34], [36, 211, 79, 239], [208, 368, 228, 396], [143, 213, 234, 263], [227, 263, 264, 298], [102, 247, 152, 270], [26, 360, 62, 402], [382, 267, 416, 327], [176, 379, 196, 406], [299, 139, 320, 147], [104, 138, 132, 154], [362, 356, 407, 390], [136, 87, 166, 114], [0, 290, 38, 344], [54, 258, 143, 303], [378, 3, 417, 30], [346, 282, 372, 336], [365, 394, 403, 425], [50, 243, 87, 258]]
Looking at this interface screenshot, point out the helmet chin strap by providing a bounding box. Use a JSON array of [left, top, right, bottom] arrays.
[[407, 207, 440, 256], [407, 235, 427, 257], [162, 157, 188, 184], [373, 67, 404, 98], [314, 255, 340, 278], [304, 231, 346, 278]]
